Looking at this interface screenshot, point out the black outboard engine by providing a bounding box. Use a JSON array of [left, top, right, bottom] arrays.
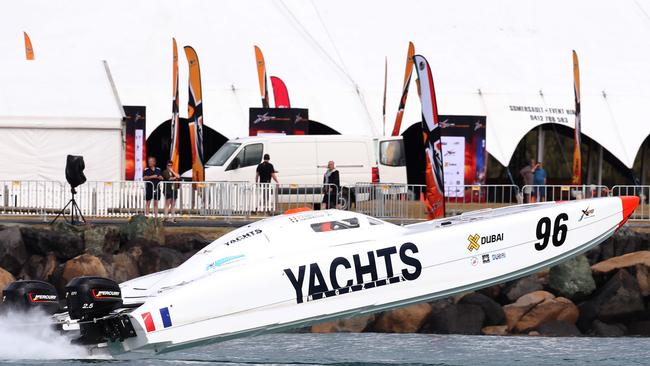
[[2, 280, 60, 314], [65, 276, 135, 344]]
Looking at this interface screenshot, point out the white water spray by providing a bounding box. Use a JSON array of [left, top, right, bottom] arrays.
[[0, 310, 89, 359]]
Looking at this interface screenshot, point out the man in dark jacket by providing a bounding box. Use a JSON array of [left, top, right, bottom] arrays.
[[322, 161, 340, 209], [256, 154, 279, 184]]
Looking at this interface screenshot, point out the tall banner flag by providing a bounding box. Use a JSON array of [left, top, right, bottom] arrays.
[[391, 42, 415, 136], [270, 76, 291, 108], [382, 57, 388, 135], [254, 46, 270, 108], [23, 32, 34, 60], [170, 38, 181, 174], [413, 55, 445, 219], [184, 46, 204, 182], [571, 50, 582, 185]]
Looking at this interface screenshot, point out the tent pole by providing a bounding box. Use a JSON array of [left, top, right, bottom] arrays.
[[103, 60, 127, 181], [537, 126, 545, 163], [586, 140, 593, 184], [640, 141, 647, 186], [597, 145, 603, 186]]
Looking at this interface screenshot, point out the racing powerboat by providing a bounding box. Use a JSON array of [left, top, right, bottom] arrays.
[[1, 195, 639, 355]]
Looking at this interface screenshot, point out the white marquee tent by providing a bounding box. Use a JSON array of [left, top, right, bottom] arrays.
[[0, 60, 123, 181], [2, 0, 649, 174]]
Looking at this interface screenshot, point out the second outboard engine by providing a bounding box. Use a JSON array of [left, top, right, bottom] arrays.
[[65, 276, 135, 344], [2, 280, 60, 314]]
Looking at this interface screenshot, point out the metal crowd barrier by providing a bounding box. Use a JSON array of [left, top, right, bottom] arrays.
[[353, 183, 520, 222], [521, 184, 609, 203], [1, 180, 649, 222], [0, 180, 65, 217], [68, 181, 152, 217], [156, 182, 339, 218], [611, 185, 650, 221]]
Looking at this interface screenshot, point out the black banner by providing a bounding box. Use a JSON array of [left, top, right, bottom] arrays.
[[249, 108, 309, 136]]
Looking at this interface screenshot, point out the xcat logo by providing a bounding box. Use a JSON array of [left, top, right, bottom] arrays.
[[467, 233, 504, 252], [580, 206, 595, 221], [284, 242, 422, 304]]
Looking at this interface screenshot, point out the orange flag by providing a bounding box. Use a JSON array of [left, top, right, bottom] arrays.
[[170, 38, 180, 174], [254, 46, 270, 108], [24, 32, 34, 60], [571, 50, 582, 185], [391, 42, 415, 136], [184, 46, 205, 182]]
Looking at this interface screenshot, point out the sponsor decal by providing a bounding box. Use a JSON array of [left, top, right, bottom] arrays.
[[470, 257, 479, 266], [142, 312, 156, 332], [206, 255, 245, 271], [579, 206, 594, 221], [289, 211, 331, 223], [482, 254, 490, 264], [491, 252, 506, 261], [159, 307, 173, 328], [92, 289, 120, 298], [225, 229, 262, 245], [28, 293, 57, 303], [284, 242, 422, 304], [467, 233, 504, 252]]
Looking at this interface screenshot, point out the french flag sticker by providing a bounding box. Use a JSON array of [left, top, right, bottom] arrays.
[[141, 312, 156, 332], [159, 307, 173, 328]]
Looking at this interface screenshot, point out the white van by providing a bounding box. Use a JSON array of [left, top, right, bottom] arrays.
[[182, 135, 407, 205]]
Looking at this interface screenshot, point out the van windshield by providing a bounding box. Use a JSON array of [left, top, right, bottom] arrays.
[[206, 142, 241, 166]]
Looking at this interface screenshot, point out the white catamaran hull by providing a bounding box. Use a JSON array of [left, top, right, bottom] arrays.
[[99, 196, 638, 354]]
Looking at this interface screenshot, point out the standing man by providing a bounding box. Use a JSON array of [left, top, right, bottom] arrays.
[[322, 161, 340, 209], [256, 154, 279, 184], [533, 161, 547, 202], [162, 160, 181, 222], [256, 154, 278, 213], [520, 158, 536, 203], [143, 157, 163, 218]]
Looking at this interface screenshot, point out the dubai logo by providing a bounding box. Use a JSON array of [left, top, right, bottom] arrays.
[[467, 234, 480, 252]]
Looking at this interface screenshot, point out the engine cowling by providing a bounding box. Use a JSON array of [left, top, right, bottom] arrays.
[[65, 276, 122, 321], [1, 280, 60, 314]]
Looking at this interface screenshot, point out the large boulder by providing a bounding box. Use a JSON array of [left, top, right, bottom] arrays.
[[587, 227, 649, 264], [626, 320, 650, 336], [164, 232, 210, 253], [311, 315, 375, 333], [578, 269, 645, 331], [589, 320, 626, 337], [423, 303, 486, 335], [504, 275, 544, 303], [137, 246, 184, 275], [0, 227, 29, 275], [459, 292, 505, 326], [0, 267, 16, 291], [21, 226, 84, 260], [19, 253, 58, 281], [60, 254, 108, 286], [121, 215, 165, 248], [549, 255, 596, 301], [503, 290, 555, 331], [105, 252, 140, 283], [84, 226, 121, 255], [371, 303, 432, 333], [481, 325, 508, 336], [591, 251, 650, 273], [513, 297, 579, 333], [535, 320, 581, 336]]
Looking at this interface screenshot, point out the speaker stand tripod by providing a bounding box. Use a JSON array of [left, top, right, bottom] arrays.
[[51, 188, 86, 225]]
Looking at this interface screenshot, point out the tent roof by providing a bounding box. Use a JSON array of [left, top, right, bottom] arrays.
[[3, 0, 650, 167], [0, 60, 123, 129]]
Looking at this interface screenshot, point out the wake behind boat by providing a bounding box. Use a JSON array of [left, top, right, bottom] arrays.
[[1, 195, 640, 355]]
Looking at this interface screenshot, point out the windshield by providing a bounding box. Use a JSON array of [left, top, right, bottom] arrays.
[[206, 142, 241, 166]]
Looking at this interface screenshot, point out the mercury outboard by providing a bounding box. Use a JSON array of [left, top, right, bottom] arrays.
[[1, 280, 60, 314]]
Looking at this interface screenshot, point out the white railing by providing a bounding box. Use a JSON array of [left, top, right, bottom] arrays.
[[611, 185, 650, 221], [521, 184, 609, 203], [0, 180, 648, 222]]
